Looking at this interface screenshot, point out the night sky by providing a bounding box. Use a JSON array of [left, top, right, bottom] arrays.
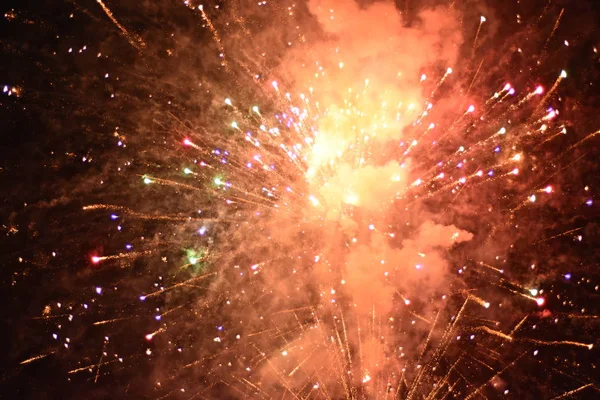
[[1, 0, 600, 399]]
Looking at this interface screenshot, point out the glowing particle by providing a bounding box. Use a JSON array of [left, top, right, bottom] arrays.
[[529, 195, 536, 202], [183, 138, 192, 146], [91, 256, 101, 264], [95, 287, 103, 294], [535, 86, 544, 95], [545, 186, 553, 193], [480, 15, 486, 22], [344, 192, 359, 205], [467, 105, 475, 113], [224, 98, 232, 106], [143, 176, 152, 184], [198, 226, 207, 235], [536, 297, 545, 306]]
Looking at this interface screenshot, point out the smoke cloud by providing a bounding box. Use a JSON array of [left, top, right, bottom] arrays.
[[248, 0, 472, 392]]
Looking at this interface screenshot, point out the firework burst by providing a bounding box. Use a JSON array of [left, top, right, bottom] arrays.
[[3, 0, 600, 399]]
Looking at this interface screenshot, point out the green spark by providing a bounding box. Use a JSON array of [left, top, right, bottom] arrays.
[[184, 249, 207, 275]]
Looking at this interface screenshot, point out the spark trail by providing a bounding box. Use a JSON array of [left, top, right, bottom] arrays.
[[96, 0, 145, 51]]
